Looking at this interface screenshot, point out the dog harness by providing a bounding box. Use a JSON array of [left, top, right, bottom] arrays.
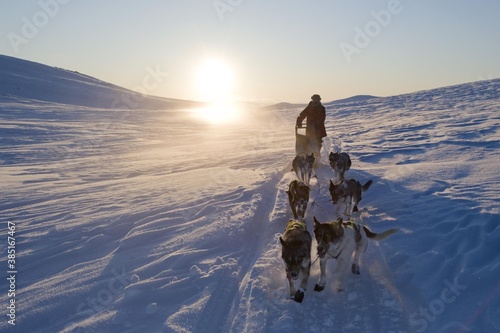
[[329, 219, 360, 259], [285, 220, 307, 232], [343, 219, 362, 243], [330, 237, 348, 259]]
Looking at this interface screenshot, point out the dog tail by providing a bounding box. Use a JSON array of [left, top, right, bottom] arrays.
[[362, 180, 373, 192], [363, 226, 398, 241]]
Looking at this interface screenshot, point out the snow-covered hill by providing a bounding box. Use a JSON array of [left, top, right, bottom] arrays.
[[0, 55, 200, 109], [0, 57, 499, 333]]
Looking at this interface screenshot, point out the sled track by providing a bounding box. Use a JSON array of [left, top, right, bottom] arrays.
[[192, 165, 291, 333]]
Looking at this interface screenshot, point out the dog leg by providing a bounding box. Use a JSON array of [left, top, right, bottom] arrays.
[[294, 262, 310, 303], [352, 196, 360, 213], [351, 243, 362, 274], [335, 201, 344, 220], [351, 250, 361, 275], [343, 197, 351, 218], [287, 277, 297, 300], [303, 167, 310, 185], [314, 258, 327, 292], [339, 170, 345, 182], [286, 190, 298, 219], [352, 232, 368, 274]]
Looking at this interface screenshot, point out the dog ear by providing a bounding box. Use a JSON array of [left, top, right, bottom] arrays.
[[313, 216, 321, 226], [279, 237, 286, 246]]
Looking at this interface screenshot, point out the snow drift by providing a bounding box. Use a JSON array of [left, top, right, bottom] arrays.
[[0, 56, 499, 333]]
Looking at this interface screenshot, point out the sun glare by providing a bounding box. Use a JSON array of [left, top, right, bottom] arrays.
[[195, 58, 235, 103], [195, 103, 242, 125], [193, 58, 241, 124]]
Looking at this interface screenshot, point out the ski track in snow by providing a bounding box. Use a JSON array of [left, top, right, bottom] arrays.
[[0, 78, 499, 333]]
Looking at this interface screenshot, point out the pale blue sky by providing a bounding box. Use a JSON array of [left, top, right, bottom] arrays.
[[1, 0, 499, 103]]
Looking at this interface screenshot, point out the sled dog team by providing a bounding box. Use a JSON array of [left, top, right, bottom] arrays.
[[281, 152, 398, 303]]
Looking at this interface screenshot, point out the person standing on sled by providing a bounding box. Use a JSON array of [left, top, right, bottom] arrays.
[[296, 94, 327, 163]]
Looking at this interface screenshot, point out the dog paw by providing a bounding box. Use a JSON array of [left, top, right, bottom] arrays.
[[293, 290, 305, 303], [314, 283, 325, 292], [351, 263, 360, 275]]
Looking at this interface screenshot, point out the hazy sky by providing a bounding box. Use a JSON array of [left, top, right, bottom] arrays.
[[1, 0, 499, 103]]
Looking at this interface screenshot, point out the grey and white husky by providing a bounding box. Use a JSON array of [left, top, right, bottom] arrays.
[[313, 216, 397, 292], [329, 178, 373, 217], [329, 152, 351, 182], [286, 180, 310, 220], [292, 153, 315, 185], [280, 220, 312, 303]]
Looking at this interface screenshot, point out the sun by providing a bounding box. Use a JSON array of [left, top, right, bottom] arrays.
[[195, 58, 235, 103], [193, 58, 242, 124]]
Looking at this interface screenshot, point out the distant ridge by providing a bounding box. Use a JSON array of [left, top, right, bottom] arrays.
[[266, 78, 499, 110], [265, 95, 378, 110], [0, 54, 201, 109], [263, 102, 307, 110], [324, 94, 378, 105]]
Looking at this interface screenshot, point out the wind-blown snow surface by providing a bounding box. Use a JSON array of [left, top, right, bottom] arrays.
[[1, 78, 499, 333]]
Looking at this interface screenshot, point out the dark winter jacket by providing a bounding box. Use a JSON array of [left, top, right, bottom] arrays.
[[296, 101, 327, 139]]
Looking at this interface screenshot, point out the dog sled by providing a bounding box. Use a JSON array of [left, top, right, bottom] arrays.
[[295, 125, 321, 167]]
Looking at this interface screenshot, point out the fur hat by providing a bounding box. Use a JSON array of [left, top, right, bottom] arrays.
[[311, 94, 321, 100]]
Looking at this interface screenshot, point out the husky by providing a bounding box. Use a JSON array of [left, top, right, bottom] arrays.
[[286, 180, 310, 220], [329, 152, 351, 182], [329, 178, 373, 217], [295, 126, 321, 168], [313, 216, 397, 292], [280, 220, 312, 303], [292, 153, 315, 185]]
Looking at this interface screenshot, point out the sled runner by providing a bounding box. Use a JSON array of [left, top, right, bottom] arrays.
[[295, 125, 320, 160], [295, 126, 309, 155]]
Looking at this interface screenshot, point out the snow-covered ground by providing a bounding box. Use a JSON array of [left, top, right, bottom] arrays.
[[0, 57, 499, 333]]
